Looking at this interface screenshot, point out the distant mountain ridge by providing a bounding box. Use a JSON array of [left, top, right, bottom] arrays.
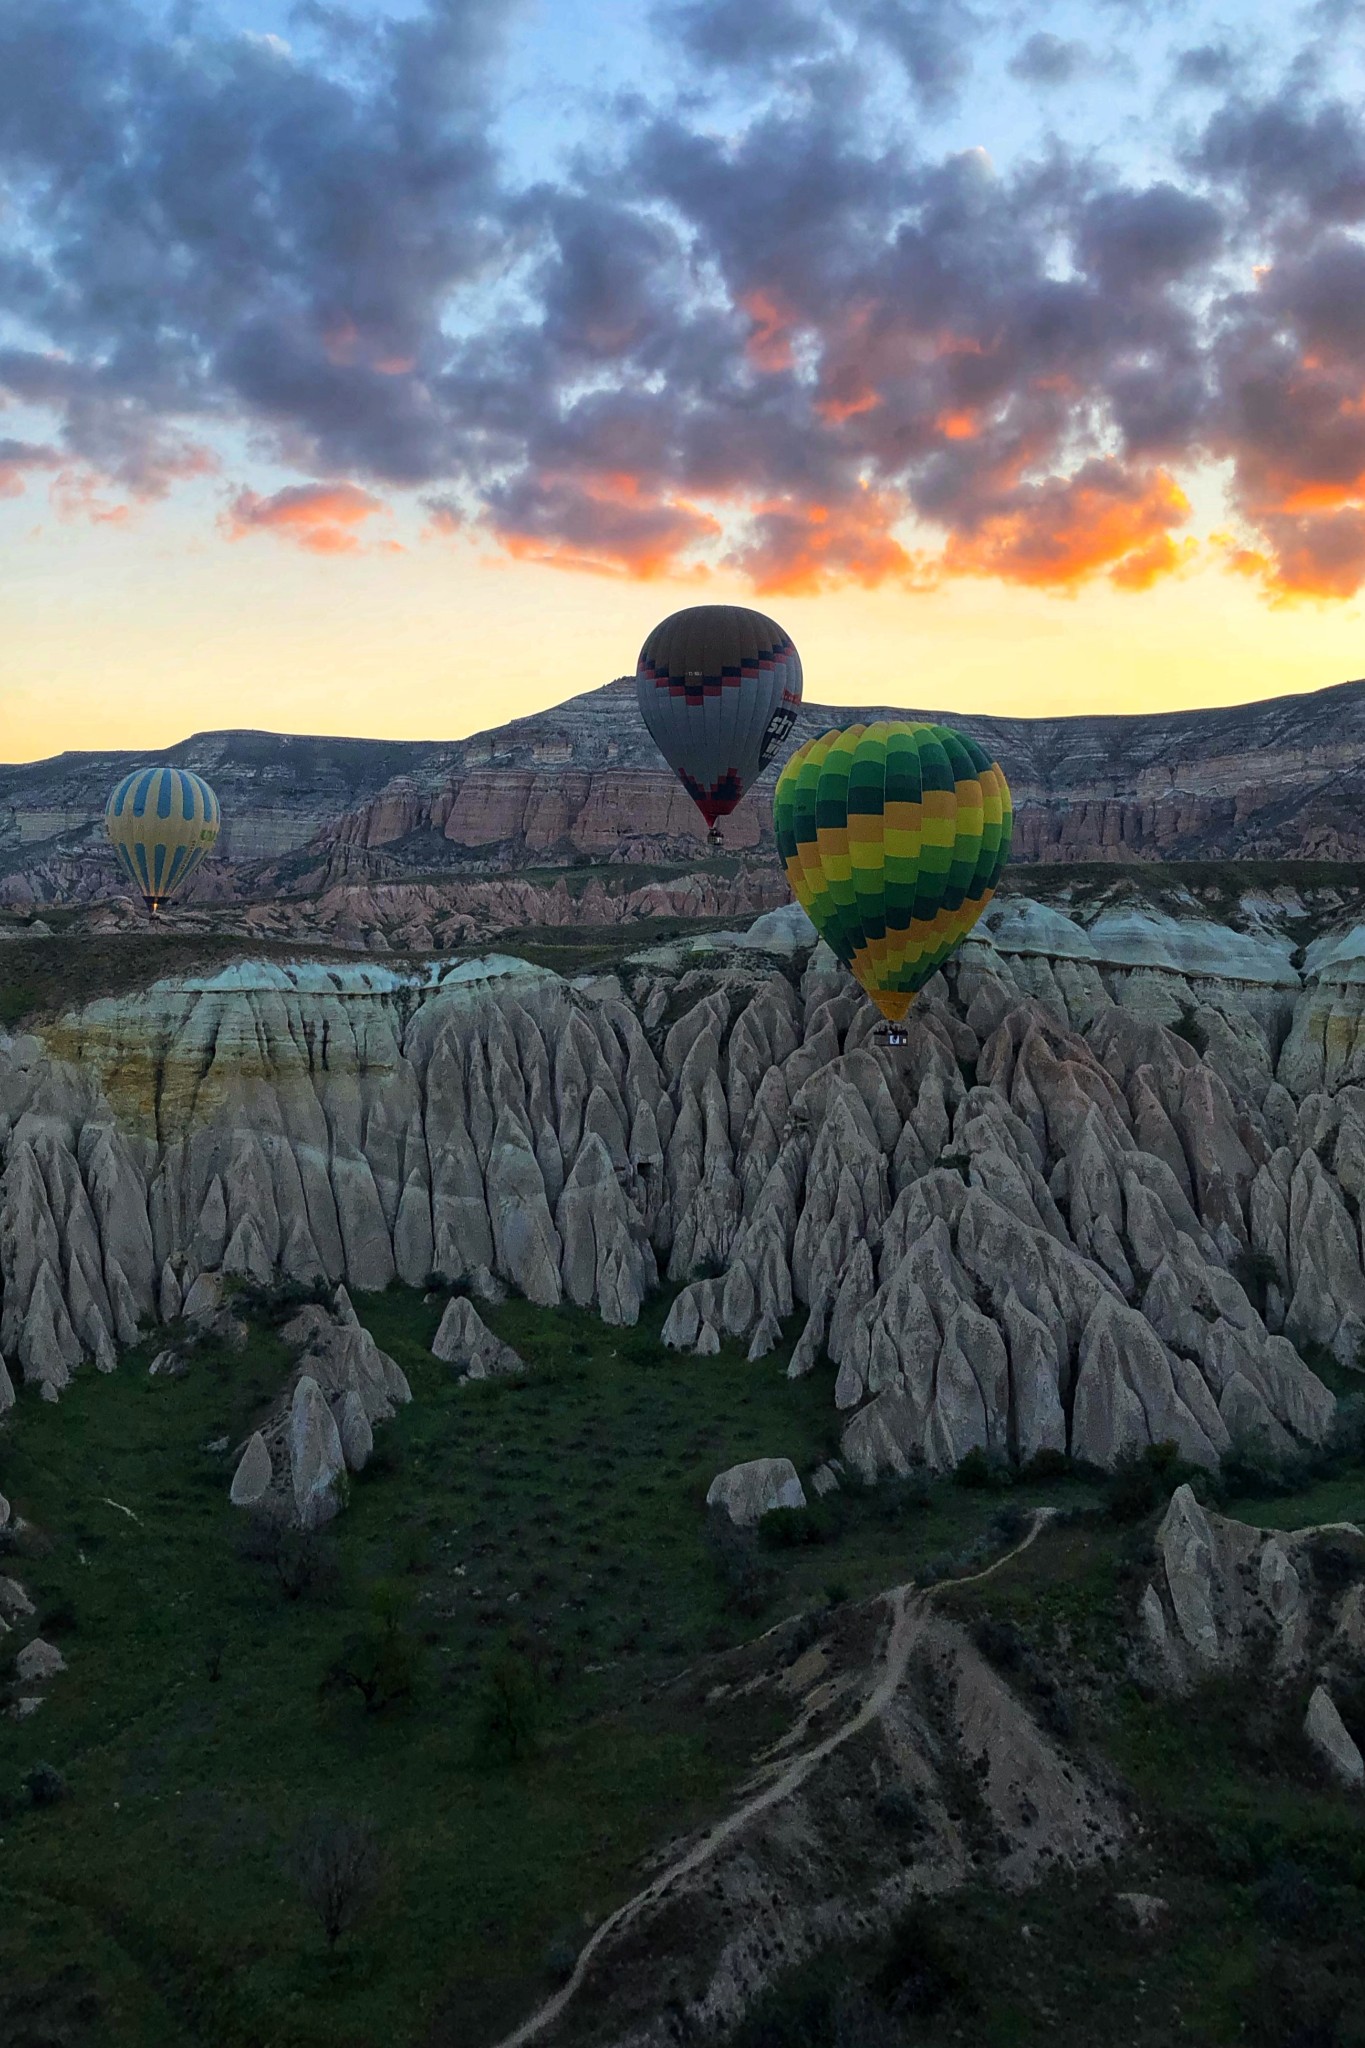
[[6, 675, 1365, 896]]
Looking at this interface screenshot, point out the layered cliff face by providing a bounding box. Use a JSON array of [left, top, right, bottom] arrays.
[[4, 897, 1364, 1480], [7, 675, 1365, 912]]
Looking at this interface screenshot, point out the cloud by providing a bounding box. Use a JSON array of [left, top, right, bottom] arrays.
[[1008, 33, 1091, 86], [663, 0, 828, 69], [6, 0, 1365, 603], [222, 481, 390, 553], [0, 438, 60, 498], [940, 461, 1192, 588], [486, 472, 721, 579]]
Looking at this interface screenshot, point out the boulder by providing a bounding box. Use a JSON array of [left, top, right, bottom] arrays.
[[16, 1638, 65, 1682], [229, 1431, 273, 1508], [432, 1295, 526, 1379], [1304, 1685, 1365, 1789], [148, 1349, 189, 1379], [706, 1458, 807, 1527]]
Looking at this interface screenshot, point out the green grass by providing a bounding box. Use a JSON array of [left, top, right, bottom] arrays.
[[0, 1286, 1087, 2048]]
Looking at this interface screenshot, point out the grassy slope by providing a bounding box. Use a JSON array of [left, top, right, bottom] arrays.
[[0, 1288, 1095, 2048]]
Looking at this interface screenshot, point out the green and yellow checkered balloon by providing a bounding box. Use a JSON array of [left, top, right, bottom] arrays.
[[773, 721, 1012, 1024]]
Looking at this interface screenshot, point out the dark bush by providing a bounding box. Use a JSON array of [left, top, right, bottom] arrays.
[[781, 1611, 825, 1664], [1021, 1448, 1071, 1483], [234, 1275, 332, 1326], [759, 1502, 837, 1549], [1221, 1433, 1310, 1501], [38, 1596, 78, 1637], [872, 1783, 920, 1832], [728, 1969, 902, 2048], [1232, 1248, 1280, 1317], [543, 1935, 580, 1985], [866, 1472, 930, 1524], [952, 1447, 994, 1490], [705, 1511, 778, 1618], [1104, 1441, 1188, 1523], [1307, 1538, 1363, 1595], [988, 1503, 1030, 1545], [873, 1902, 972, 2018], [1254, 1856, 1322, 1932], [26, 1762, 67, 1807], [972, 1615, 1026, 1670]]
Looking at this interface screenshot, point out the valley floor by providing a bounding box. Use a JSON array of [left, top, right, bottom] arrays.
[[1, 1286, 1362, 2048]]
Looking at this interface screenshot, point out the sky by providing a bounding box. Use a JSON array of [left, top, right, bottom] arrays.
[[5, 0, 1365, 759]]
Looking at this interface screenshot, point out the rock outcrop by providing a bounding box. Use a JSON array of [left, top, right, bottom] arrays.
[[1138, 1485, 1364, 1691], [223, 1290, 408, 1527]]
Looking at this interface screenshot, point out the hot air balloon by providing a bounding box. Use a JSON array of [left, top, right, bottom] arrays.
[[774, 721, 1011, 1044], [105, 765, 220, 917], [637, 604, 802, 846]]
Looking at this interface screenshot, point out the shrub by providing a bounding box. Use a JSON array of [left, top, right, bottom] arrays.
[[26, 1762, 68, 1808]]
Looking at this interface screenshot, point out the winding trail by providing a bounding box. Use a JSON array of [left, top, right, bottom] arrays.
[[490, 1509, 1054, 2048]]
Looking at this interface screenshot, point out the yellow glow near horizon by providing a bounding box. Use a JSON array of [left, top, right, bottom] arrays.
[[3, 499, 1363, 762]]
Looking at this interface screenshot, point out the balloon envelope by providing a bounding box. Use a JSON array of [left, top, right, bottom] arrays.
[[774, 721, 1012, 1022], [105, 765, 220, 914], [636, 604, 802, 831]]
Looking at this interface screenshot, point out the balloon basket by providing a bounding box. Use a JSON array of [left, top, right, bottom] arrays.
[[874, 1023, 909, 1049], [706, 827, 723, 848]]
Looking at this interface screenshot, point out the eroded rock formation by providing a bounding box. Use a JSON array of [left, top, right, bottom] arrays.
[[2, 902, 1364, 1478]]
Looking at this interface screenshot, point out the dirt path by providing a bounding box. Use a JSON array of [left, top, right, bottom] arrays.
[[489, 1508, 1054, 2048]]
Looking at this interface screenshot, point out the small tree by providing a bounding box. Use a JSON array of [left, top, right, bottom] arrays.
[[291, 1812, 382, 1950], [475, 1643, 543, 1764], [237, 1495, 338, 1602], [321, 1583, 422, 1715]]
